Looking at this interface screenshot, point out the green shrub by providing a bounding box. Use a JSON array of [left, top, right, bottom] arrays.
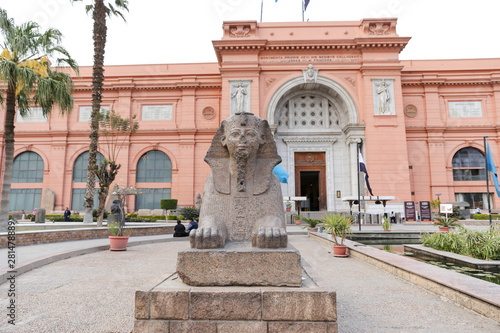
[[178, 214, 185, 220], [422, 224, 500, 260], [180, 206, 199, 220], [126, 212, 138, 218], [167, 215, 177, 220], [129, 217, 152, 222], [474, 214, 500, 220], [161, 199, 178, 210]]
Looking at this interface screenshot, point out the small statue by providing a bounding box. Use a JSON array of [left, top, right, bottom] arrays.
[[195, 192, 202, 210]]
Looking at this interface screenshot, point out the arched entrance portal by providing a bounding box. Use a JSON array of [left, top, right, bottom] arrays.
[[266, 76, 364, 211]]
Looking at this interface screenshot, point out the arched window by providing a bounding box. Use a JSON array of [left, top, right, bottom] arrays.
[[452, 147, 485, 181], [136, 150, 172, 183], [12, 151, 44, 183], [73, 151, 105, 182], [136, 150, 172, 210]]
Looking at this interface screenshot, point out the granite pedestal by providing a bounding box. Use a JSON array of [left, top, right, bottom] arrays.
[[135, 272, 338, 333], [176, 243, 302, 287]]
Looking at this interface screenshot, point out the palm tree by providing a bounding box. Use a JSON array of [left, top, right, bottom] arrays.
[[72, 0, 129, 223], [0, 8, 78, 231]]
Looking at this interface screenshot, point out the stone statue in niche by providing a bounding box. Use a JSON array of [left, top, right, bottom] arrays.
[[231, 81, 247, 114], [189, 112, 287, 249], [377, 79, 391, 114]]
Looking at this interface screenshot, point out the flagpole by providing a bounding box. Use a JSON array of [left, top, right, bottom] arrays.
[[357, 142, 361, 231], [302, 0, 304, 22], [484, 136, 493, 226], [260, 0, 263, 22]]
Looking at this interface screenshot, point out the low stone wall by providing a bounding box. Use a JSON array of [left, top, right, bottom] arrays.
[[0, 225, 174, 248], [310, 232, 500, 323]]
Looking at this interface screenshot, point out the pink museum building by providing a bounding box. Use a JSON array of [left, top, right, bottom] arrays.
[[2, 18, 500, 214]]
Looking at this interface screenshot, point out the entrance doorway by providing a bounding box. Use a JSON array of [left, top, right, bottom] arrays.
[[295, 152, 326, 211]]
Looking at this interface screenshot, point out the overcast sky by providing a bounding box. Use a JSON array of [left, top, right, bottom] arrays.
[[1, 0, 499, 66]]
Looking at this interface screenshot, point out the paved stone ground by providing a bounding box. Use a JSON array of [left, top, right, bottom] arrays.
[[0, 236, 498, 332]]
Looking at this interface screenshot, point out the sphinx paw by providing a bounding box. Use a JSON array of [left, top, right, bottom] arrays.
[[189, 227, 225, 249], [252, 227, 287, 248]]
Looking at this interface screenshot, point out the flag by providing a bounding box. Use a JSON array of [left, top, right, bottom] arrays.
[[273, 165, 289, 183], [486, 143, 500, 197], [359, 150, 374, 196], [304, 0, 310, 10]]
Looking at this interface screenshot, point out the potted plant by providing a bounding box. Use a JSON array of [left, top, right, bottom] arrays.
[[433, 215, 459, 232], [294, 214, 301, 225], [382, 216, 391, 232], [322, 213, 352, 257], [108, 222, 131, 251], [297, 215, 322, 233], [285, 202, 292, 212]]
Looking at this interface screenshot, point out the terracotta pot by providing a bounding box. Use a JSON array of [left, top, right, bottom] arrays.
[[295, 219, 301, 225], [109, 236, 129, 251], [438, 226, 449, 232], [333, 245, 348, 257], [383, 230, 391, 232], [286, 207, 291, 212]]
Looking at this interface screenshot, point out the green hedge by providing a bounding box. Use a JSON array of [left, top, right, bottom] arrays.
[[45, 214, 90, 222], [129, 215, 166, 222], [167, 215, 177, 220], [474, 214, 500, 220], [161, 199, 178, 210]]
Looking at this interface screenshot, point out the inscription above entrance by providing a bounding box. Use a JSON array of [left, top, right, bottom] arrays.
[[259, 54, 361, 64]]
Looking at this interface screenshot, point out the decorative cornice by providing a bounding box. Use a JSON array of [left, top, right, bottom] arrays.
[[73, 83, 221, 92], [401, 80, 493, 87]]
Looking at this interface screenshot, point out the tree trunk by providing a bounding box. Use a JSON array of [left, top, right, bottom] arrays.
[[0, 85, 17, 232], [96, 188, 108, 227], [83, 0, 107, 223]]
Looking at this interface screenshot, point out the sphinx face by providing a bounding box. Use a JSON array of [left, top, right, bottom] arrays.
[[224, 127, 261, 160]]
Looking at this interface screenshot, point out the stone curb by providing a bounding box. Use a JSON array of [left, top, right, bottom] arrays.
[[0, 236, 188, 285]]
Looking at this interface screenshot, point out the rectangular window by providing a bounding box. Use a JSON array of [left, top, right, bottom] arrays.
[[9, 189, 42, 211], [71, 189, 100, 212], [453, 169, 486, 181], [141, 105, 173, 121], [135, 188, 171, 210], [455, 193, 489, 209]]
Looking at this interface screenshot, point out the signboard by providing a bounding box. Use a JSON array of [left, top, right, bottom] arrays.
[[79, 106, 109, 122], [448, 101, 482, 118], [419, 201, 432, 223], [404, 201, 417, 223], [16, 107, 47, 123], [440, 204, 453, 214], [141, 105, 173, 121]]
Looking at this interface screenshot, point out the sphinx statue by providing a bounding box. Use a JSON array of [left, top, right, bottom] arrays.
[[190, 112, 287, 249]]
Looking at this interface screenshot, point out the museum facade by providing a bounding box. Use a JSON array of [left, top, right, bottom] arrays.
[[2, 18, 500, 214]]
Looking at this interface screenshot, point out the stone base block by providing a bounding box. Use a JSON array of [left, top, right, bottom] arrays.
[[176, 243, 302, 286], [134, 274, 337, 333]]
